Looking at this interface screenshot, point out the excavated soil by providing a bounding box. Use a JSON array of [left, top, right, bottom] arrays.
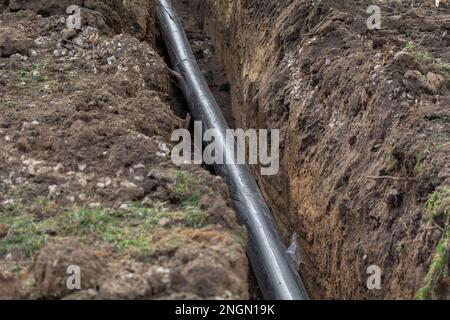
[[0, 0, 248, 299], [190, 0, 450, 299], [2, 0, 450, 301]]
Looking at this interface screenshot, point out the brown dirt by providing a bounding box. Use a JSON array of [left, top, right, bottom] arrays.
[[0, 1, 248, 299], [192, 0, 450, 299], [2, 0, 450, 301]]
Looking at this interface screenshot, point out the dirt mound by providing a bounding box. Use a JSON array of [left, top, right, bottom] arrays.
[[0, 269, 27, 299], [195, 0, 450, 299], [6, 0, 155, 43], [0, 1, 248, 299]]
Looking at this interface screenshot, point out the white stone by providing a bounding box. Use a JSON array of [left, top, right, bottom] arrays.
[[48, 185, 58, 197]]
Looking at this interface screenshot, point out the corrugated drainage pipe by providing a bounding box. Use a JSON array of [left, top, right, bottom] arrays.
[[155, 0, 309, 300]]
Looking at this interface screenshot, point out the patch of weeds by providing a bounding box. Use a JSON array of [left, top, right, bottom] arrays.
[[2, 201, 22, 215], [125, 201, 206, 230], [13, 69, 32, 82], [416, 231, 449, 300], [12, 67, 48, 85], [31, 196, 60, 217], [0, 215, 58, 258], [63, 208, 114, 236], [103, 226, 151, 258], [183, 205, 206, 229], [7, 184, 29, 199], [435, 62, 450, 75], [117, 202, 179, 228], [1, 186, 26, 215], [65, 204, 187, 258], [15, 10, 28, 18], [425, 187, 450, 220], [404, 41, 415, 52], [404, 41, 432, 63], [416, 188, 450, 299], [414, 161, 424, 175], [0, 198, 208, 260], [423, 145, 432, 158], [172, 172, 207, 228], [173, 171, 201, 206], [61, 205, 158, 258], [138, 229, 187, 262]]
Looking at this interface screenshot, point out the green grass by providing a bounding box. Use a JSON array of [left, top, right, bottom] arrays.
[[63, 208, 114, 236], [103, 226, 152, 257], [172, 171, 207, 228], [13, 70, 31, 81], [404, 41, 432, 63], [0, 215, 58, 258], [0, 199, 208, 259], [31, 196, 60, 217], [15, 10, 29, 18], [12, 69, 47, 84], [416, 187, 450, 299], [434, 62, 450, 89], [425, 187, 450, 220], [183, 205, 206, 229], [404, 41, 450, 88], [416, 232, 449, 300], [2, 201, 22, 215], [0, 170, 209, 260], [173, 171, 202, 206], [8, 185, 29, 199], [10, 62, 52, 87], [436, 62, 450, 75]]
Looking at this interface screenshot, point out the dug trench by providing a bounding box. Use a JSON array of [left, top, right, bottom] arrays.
[[178, 0, 450, 299], [0, 0, 449, 301]]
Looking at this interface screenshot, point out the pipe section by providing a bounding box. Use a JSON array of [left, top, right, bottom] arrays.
[[155, 0, 309, 300]]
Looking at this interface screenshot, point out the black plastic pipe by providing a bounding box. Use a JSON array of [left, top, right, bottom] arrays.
[[155, 0, 309, 300]]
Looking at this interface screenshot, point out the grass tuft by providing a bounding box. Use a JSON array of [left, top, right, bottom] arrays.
[[173, 171, 202, 207], [425, 187, 450, 220], [416, 187, 450, 299], [1, 198, 208, 259], [404, 41, 432, 63], [416, 232, 449, 300]]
